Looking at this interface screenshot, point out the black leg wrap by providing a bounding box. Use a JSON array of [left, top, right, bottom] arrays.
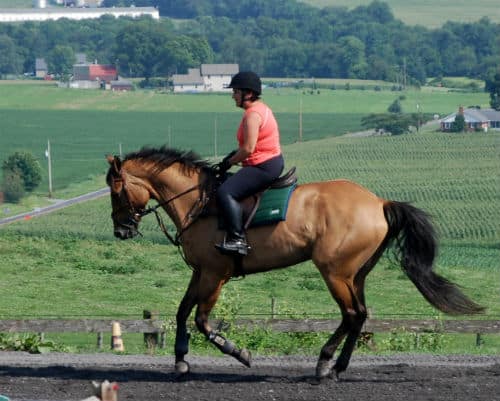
[[208, 331, 236, 354], [208, 331, 251, 367]]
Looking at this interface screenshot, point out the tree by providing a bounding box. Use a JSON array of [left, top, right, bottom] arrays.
[[485, 72, 500, 110], [451, 114, 466, 132], [47, 45, 75, 77], [2, 151, 42, 193], [361, 113, 414, 135], [0, 34, 23, 76], [388, 99, 402, 113], [2, 171, 25, 203]]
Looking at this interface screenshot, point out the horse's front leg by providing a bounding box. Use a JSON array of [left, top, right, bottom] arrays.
[[194, 281, 251, 368], [174, 273, 199, 374]]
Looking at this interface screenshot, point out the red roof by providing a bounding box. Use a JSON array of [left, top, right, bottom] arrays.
[[88, 65, 117, 82]]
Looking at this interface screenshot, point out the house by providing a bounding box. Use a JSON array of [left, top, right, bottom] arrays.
[[172, 68, 204, 93], [172, 64, 239, 93], [35, 58, 48, 78], [441, 106, 500, 132]]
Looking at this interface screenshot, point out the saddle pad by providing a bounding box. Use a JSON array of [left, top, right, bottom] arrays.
[[249, 184, 296, 228]]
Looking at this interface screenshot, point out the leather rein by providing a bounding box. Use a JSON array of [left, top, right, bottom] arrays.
[[138, 182, 209, 246]]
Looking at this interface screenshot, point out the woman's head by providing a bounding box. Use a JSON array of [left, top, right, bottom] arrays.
[[228, 71, 261, 106]]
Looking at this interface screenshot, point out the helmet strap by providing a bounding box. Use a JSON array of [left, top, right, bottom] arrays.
[[238, 89, 256, 107]]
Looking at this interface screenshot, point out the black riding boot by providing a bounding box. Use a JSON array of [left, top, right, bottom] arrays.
[[215, 195, 249, 256]]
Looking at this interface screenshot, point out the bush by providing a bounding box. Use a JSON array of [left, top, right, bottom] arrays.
[[2, 151, 42, 193], [2, 171, 25, 203]]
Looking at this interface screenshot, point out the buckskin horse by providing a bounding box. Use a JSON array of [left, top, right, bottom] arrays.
[[105, 146, 483, 379]]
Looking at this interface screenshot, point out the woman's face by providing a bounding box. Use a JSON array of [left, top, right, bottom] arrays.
[[232, 88, 243, 107]]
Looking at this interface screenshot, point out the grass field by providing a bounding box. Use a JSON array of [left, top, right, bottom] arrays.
[[0, 82, 498, 355], [1, 130, 498, 319], [0, 82, 489, 193], [301, 0, 500, 27]]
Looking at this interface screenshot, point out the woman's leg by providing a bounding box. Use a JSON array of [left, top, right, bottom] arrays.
[[215, 155, 284, 255]]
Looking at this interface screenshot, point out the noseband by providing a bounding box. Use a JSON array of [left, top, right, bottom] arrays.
[[111, 173, 208, 246]]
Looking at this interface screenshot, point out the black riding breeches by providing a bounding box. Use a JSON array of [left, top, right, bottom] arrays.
[[216, 154, 284, 236]]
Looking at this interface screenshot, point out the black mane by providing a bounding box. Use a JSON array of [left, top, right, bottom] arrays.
[[124, 146, 213, 175]]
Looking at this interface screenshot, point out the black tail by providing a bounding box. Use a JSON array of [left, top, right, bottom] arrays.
[[383, 201, 484, 315]]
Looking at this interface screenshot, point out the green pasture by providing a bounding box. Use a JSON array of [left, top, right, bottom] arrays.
[[0, 82, 498, 355], [301, 0, 500, 27], [1, 131, 498, 321], [0, 82, 489, 192]]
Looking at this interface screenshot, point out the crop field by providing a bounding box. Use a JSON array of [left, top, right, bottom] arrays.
[[0, 82, 489, 191], [301, 0, 500, 27]]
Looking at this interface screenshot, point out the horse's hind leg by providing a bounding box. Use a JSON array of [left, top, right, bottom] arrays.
[[316, 274, 367, 380], [194, 274, 252, 367]]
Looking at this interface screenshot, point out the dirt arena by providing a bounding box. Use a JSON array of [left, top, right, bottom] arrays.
[[1, 353, 499, 401]]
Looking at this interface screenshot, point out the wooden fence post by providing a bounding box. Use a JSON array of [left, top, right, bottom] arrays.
[[143, 310, 159, 350], [97, 332, 103, 350]]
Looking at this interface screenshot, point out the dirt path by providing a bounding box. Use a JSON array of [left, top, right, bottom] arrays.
[[1, 353, 499, 401]]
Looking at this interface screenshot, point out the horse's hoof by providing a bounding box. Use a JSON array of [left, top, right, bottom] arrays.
[[175, 360, 190, 375], [315, 359, 332, 380], [236, 348, 252, 367]]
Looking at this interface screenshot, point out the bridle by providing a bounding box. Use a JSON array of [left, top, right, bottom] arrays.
[[111, 172, 210, 247]]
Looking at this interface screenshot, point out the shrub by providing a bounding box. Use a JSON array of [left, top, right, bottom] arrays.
[[2, 171, 25, 203], [2, 151, 42, 193]]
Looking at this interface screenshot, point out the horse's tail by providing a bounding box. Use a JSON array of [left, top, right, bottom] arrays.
[[383, 201, 484, 315]]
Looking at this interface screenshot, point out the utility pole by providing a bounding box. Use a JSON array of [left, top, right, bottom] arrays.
[[214, 116, 218, 158], [299, 97, 303, 142], [45, 140, 53, 198]]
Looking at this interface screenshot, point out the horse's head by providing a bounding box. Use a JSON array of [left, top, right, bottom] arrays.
[[106, 155, 151, 240]]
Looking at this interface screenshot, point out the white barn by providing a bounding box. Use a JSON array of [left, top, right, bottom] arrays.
[[172, 64, 239, 93], [0, 7, 159, 22]]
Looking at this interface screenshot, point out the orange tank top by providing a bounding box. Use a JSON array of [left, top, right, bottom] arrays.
[[236, 102, 281, 166]]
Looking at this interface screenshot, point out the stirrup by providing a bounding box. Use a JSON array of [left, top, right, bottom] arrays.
[[215, 235, 250, 256]]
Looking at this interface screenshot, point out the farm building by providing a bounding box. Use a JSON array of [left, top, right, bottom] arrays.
[[73, 64, 117, 83], [110, 79, 134, 92], [0, 7, 158, 22], [172, 64, 239, 93], [35, 58, 48, 78], [441, 106, 500, 132]]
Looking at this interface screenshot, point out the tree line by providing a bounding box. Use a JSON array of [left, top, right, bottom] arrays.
[[0, 0, 498, 84]]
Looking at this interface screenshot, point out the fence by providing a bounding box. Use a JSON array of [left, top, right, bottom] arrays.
[[0, 318, 499, 349]]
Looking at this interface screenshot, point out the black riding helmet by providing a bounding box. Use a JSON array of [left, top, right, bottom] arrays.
[[228, 71, 262, 96]]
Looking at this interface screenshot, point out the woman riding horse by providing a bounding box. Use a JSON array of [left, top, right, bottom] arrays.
[[215, 71, 284, 256]]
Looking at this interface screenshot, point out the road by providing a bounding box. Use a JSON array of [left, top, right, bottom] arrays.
[[0, 188, 109, 226]]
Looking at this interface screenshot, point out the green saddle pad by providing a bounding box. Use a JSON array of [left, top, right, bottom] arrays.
[[249, 184, 296, 228]]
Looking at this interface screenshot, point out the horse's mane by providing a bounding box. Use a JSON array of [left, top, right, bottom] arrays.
[[124, 146, 213, 176]]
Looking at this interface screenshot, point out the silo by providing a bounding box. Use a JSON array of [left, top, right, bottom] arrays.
[[33, 0, 47, 8]]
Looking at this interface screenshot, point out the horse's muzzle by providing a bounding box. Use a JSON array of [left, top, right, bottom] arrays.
[[114, 226, 139, 240]]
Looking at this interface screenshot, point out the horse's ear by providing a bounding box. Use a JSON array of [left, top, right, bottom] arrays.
[[106, 155, 122, 172]]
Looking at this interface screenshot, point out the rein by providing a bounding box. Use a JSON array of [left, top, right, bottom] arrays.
[[138, 183, 206, 246]]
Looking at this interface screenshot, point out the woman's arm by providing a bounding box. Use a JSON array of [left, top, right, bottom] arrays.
[[229, 110, 261, 164]]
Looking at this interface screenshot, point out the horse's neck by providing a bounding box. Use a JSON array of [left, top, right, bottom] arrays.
[[154, 167, 205, 229]]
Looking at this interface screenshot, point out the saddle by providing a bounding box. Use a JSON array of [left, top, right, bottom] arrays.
[[231, 167, 298, 229]]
